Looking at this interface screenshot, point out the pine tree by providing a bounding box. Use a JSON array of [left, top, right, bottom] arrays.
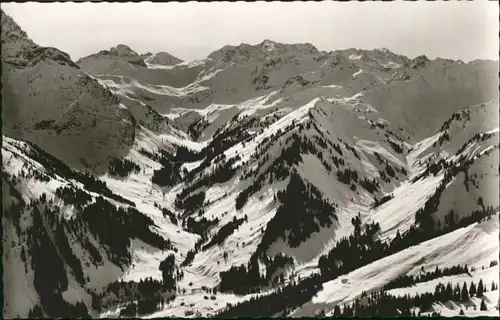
[[478, 279, 484, 296], [454, 283, 462, 300], [470, 281, 477, 296], [480, 299, 487, 311], [459, 308, 465, 315], [333, 305, 341, 317], [461, 282, 469, 302], [446, 282, 454, 300], [491, 281, 497, 291]]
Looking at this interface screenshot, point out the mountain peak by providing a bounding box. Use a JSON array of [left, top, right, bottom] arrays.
[[1, 9, 28, 41], [109, 44, 139, 57], [144, 51, 183, 66]]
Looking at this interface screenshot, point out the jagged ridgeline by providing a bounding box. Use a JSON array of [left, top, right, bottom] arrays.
[[2, 8, 499, 319]]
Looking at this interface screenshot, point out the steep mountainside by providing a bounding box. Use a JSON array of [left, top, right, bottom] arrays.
[[1, 12, 135, 173], [2, 10, 499, 319]]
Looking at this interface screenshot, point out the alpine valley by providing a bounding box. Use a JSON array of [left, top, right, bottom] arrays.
[[2, 9, 499, 318]]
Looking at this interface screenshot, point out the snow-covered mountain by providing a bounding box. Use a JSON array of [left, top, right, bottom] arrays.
[[1, 13, 135, 174], [2, 10, 499, 318]]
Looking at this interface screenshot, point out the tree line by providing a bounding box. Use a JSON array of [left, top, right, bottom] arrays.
[[108, 157, 140, 178]]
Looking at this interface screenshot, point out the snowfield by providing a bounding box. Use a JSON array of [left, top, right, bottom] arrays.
[[368, 174, 444, 241], [293, 214, 499, 317]]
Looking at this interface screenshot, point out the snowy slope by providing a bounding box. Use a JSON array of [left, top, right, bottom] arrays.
[[293, 214, 499, 317]]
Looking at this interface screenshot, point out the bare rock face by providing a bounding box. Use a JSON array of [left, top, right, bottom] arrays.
[[145, 51, 183, 66], [1, 10, 135, 173], [109, 44, 139, 57]]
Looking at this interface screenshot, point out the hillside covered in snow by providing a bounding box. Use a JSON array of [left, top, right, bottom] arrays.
[[2, 9, 499, 319]]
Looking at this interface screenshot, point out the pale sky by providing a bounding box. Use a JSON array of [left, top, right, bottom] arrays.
[[2, 1, 498, 62]]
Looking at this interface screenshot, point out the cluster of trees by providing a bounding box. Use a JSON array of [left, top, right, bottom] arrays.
[[331, 143, 343, 156], [334, 289, 438, 317], [456, 131, 496, 156], [175, 154, 241, 210], [175, 145, 204, 163], [159, 254, 177, 291], [218, 253, 294, 294], [249, 122, 297, 167], [321, 196, 497, 283], [237, 131, 346, 210], [79, 196, 172, 266], [161, 206, 178, 225], [337, 167, 359, 185], [255, 172, 338, 256], [391, 206, 497, 259], [373, 193, 394, 208], [263, 253, 294, 284], [218, 261, 265, 295], [16, 163, 51, 183], [138, 148, 174, 168], [414, 143, 498, 233], [253, 72, 271, 91], [436, 131, 451, 146], [55, 185, 91, 209], [235, 172, 269, 210], [337, 276, 493, 318], [183, 215, 219, 236], [379, 168, 390, 183], [383, 264, 471, 290], [373, 151, 385, 165], [203, 215, 247, 250], [54, 221, 85, 285], [387, 139, 404, 154], [188, 117, 209, 141], [3, 173, 26, 235], [413, 159, 449, 183], [152, 161, 181, 187], [433, 279, 490, 302], [438, 109, 466, 133], [318, 214, 383, 278], [236, 137, 306, 211], [215, 273, 323, 317], [370, 121, 387, 131], [179, 216, 220, 266], [108, 157, 140, 178], [26, 141, 135, 206], [176, 117, 257, 199], [284, 74, 313, 87], [385, 163, 396, 178], [199, 118, 254, 164], [341, 140, 361, 160], [80, 236, 102, 266], [92, 277, 175, 317], [27, 300, 88, 319], [240, 121, 303, 183], [360, 178, 380, 194], [26, 200, 89, 318], [174, 191, 206, 214], [415, 171, 451, 232]]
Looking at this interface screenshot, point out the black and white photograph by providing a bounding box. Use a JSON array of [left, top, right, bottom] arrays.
[[1, 1, 499, 318]]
